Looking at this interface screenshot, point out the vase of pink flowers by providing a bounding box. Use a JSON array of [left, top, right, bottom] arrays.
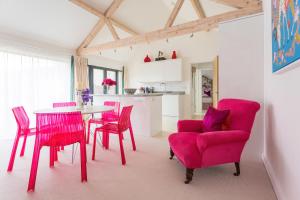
[[102, 78, 117, 94]]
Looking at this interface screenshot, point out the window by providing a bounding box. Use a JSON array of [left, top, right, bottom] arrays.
[[0, 51, 71, 139], [89, 65, 123, 95], [93, 68, 104, 94]]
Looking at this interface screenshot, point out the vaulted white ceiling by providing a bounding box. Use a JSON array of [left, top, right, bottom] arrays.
[[0, 0, 234, 50]]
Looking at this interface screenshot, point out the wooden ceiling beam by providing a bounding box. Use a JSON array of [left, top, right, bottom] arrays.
[[106, 19, 120, 40], [79, 3, 262, 55], [212, 0, 261, 9], [76, 19, 106, 54], [110, 19, 138, 35], [105, 0, 123, 41], [105, 0, 124, 18], [165, 0, 185, 28], [70, 0, 137, 36], [190, 0, 206, 18]]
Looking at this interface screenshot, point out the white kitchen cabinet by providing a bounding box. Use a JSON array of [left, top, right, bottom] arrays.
[[162, 95, 180, 117], [162, 59, 182, 82], [139, 59, 182, 82], [162, 94, 184, 132]]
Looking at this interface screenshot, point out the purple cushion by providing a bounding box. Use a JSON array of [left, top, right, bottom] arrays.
[[203, 106, 230, 132]]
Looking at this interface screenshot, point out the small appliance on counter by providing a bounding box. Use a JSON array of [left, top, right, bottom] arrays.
[[138, 87, 154, 94]]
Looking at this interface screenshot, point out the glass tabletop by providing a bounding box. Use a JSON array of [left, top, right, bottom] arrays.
[[33, 105, 114, 114]]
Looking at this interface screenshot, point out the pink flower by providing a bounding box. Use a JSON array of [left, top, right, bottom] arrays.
[[102, 78, 116, 86]]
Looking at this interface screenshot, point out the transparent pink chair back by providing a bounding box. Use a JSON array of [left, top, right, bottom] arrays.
[[12, 106, 30, 134], [118, 106, 133, 132], [102, 101, 120, 121]]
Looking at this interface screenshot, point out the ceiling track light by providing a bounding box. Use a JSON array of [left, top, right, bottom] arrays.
[[114, 49, 117, 53], [130, 46, 133, 50], [190, 33, 194, 38], [166, 38, 169, 43], [99, 52, 102, 55]]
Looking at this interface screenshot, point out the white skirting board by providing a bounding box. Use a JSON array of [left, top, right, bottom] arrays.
[[262, 154, 283, 200]]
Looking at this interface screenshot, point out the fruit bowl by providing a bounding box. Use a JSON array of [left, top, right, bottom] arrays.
[[124, 88, 137, 95]]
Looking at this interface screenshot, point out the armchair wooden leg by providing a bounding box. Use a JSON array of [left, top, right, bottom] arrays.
[[234, 162, 240, 176], [169, 148, 174, 160], [185, 168, 194, 184]]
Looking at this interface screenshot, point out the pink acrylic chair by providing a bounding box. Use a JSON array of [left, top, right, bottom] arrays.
[[92, 106, 136, 165], [7, 106, 36, 172], [86, 101, 120, 145], [27, 111, 87, 192], [168, 99, 260, 183], [52, 102, 77, 164], [53, 101, 76, 151]]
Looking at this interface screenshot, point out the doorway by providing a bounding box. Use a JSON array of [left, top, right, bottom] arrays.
[[191, 58, 219, 119]]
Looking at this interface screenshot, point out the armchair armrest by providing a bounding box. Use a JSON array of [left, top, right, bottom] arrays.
[[196, 130, 249, 151], [177, 120, 203, 133]]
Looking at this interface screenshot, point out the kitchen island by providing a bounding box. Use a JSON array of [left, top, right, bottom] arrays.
[[92, 94, 162, 137]]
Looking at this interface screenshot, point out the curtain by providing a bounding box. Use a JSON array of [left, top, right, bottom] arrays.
[[75, 56, 89, 91], [70, 55, 75, 100], [0, 51, 71, 139]]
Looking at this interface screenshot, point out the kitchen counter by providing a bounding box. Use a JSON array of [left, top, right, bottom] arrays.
[[153, 91, 185, 95], [92, 93, 163, 97], [92, 94, 162, 137]]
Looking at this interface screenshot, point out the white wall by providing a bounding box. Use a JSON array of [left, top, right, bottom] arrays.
[[218, 14, 264, 161], [263, 1, 300, 199], [0, 32, 72, 62], [126, 31, 219, 118]]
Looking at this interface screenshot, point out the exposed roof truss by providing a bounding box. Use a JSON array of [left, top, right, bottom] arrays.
[[70, 0, 262, 56]]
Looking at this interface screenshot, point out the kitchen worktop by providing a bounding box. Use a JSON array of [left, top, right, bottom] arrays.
[[92, 91, 185, 97], [92, 93, 163, 97], [153, 91, 185, 95]]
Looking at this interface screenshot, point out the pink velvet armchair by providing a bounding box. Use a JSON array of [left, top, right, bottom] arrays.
[[168, 99, 260, 184]]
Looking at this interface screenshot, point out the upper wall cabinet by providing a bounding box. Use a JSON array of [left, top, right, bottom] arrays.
[[139, 59, 182, 82]]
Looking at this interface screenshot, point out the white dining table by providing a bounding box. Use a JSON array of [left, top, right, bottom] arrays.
[[33, 105, 114, 115]]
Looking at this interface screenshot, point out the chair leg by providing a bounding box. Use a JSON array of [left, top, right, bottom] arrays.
[[87, 121, 91, 144], [129, 124, 136, 151], [106, 131, 110, 150], [7, 134, 20, 172], [80, 141, 87, 182], [185, 168, 194, 184], [234, 162, 240, 176], [27, 145, 41, 192], [61, 146, 64, 151], [92, 130, 97, 160], [102, 132, 106, 148], [118, 132, 126, 165], [20, 134, 28, 157], [54, 147, 58, 161], [169, 148, 174, 160], [49, 147, 55, 167]]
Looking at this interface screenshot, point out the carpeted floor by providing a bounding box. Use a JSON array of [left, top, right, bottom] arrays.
[[0, 134, 277, 200]]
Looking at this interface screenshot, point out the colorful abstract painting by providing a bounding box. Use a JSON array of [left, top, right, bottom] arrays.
[[272, 0, 300, 72]]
